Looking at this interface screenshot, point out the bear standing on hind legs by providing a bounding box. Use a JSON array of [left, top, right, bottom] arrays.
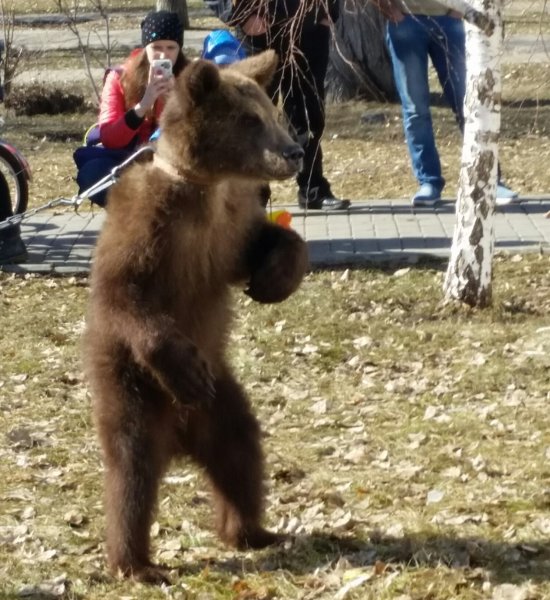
[[83, 50, 308, 584]]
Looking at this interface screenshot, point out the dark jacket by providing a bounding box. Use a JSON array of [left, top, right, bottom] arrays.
[[227, 0, 339, 30]]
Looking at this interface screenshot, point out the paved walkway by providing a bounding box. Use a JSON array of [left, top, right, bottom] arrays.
[[3, 197, 550, 274], [11, 16, 550, 85], [5, 11, 550, 274]]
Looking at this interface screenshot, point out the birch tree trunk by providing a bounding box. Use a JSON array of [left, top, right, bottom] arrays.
[[156, 0, 190, 30], [442, 0, 502, 308]]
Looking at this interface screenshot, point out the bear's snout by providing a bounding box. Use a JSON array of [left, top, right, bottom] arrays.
[[282, 143, 304, 173]]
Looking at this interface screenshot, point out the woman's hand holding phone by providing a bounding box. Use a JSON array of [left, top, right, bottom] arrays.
[[138, 58, 175, 114]]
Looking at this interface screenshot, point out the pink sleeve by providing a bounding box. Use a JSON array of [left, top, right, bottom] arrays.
[[98, 71, 139, 149]]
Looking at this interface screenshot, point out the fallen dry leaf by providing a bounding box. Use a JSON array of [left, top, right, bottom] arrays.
[[491, 583, 531, 600]]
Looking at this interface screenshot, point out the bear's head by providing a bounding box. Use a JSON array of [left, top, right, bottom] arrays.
[[157, 50, 304, 183]]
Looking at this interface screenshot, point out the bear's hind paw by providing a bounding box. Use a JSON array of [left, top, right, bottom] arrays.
[[115, 563, 171, 585], [237, 528, 285, 550]]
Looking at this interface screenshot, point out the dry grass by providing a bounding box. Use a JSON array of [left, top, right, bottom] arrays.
[[1, 257, 550, 599], [1, 2, 550, 598]]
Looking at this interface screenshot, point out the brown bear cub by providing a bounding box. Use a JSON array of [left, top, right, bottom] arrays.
[[83, 50, 308, 584]]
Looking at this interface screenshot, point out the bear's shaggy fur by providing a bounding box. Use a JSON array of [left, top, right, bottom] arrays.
[[83, 51, 308, 584]]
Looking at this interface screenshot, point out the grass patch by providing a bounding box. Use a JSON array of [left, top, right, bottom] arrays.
[[1, 256, 550, 598], [1, 3, 550, 597]]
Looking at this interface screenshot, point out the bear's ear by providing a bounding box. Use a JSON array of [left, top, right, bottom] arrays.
[[180, 59, 221, 105], [230, 50, 279, 89]]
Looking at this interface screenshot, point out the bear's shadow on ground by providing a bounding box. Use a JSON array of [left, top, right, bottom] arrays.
[[171, 531, 550, 585]]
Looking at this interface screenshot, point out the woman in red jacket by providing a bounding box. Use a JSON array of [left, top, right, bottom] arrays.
[[75, 10, 188, 206]]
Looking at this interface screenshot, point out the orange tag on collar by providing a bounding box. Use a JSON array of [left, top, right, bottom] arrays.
[[267, 209, 292, 228]]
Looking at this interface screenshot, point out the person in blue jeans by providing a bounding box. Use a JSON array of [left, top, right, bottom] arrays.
[[376, 0, 518, 207]]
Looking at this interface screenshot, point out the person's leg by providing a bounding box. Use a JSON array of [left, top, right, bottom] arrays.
[[0, 175, 27, 265], [239, 31, 282, 210], [280, 25, 348, 209], [428, 15, 466, 131], [387, 15, 445, 198], [0, 224, 27, 265], [0, 176, 12, 222], [75, 155, 122, 207], [293, 25, 328, 195]]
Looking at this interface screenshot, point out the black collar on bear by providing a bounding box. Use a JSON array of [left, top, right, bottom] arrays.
[[153, 154, 211, 186]]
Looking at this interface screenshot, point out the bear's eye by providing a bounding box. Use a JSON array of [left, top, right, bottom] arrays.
[[240, 114, 263, 131]]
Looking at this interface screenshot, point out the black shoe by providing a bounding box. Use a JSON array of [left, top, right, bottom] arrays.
[[0, 224, 28, 265], [298, 186, 351, 211]]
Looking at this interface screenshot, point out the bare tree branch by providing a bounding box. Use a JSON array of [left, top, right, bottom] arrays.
[[0, 0, 23, 98], [53, 0, 113, 103]]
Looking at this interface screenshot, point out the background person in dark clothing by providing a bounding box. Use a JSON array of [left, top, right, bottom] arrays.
[[0, 200, 27, 265], [228, 0, 350, 210]]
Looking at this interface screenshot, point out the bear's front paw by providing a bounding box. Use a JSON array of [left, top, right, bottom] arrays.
[[244, 223, 308, 303], [245, 265, 294, 303], [246, 244, 308, 304]]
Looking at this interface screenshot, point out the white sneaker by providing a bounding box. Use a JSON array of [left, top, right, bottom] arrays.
[[411, 183, 442, 208], [496, 183, 520, 206]]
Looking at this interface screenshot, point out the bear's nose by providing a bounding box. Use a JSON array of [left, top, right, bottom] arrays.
[[282, 144, 305, 161]]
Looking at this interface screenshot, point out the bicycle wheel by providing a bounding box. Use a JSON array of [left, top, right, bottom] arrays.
[[0, 144, 29, 215]]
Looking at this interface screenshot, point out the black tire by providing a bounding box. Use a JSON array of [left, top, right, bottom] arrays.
[[0, 144, 29, 215]]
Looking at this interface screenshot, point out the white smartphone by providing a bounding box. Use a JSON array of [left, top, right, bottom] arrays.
[[152, 58, 173, 78]]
